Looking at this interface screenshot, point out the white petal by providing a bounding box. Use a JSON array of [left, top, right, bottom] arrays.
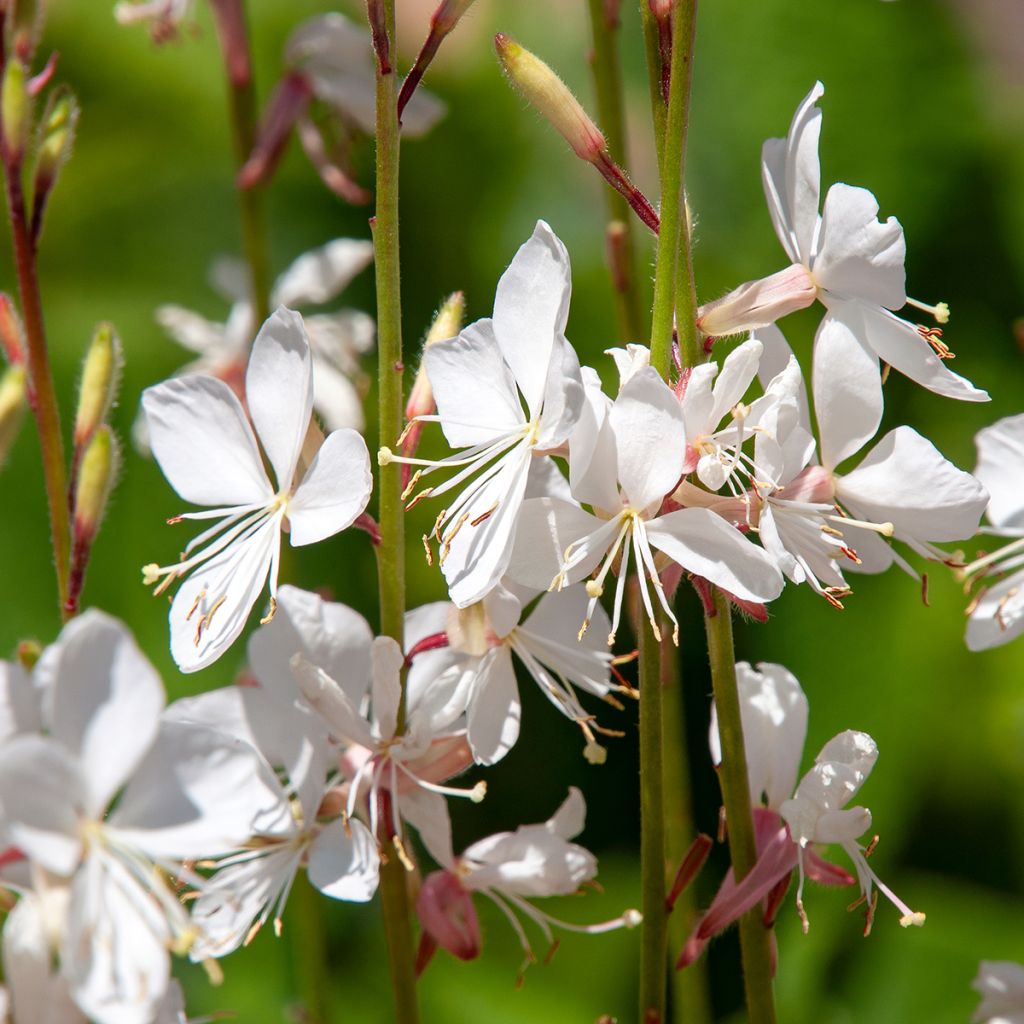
[[398, 86, 447, 139], [812, 310, 883, 470], [143, 376, 272, 507], [838, 426, 988, 543], [288, 428, 371, 546], [492, 221, 572, 417], [0, 736, 83, 875], [246, 308, 315, 491], [534, 337, 585, 449], [966, 570, 1024, 652], [271, 238, 374, 308], [567, 368, 619, 512], [761, 82, 824, 266], [975, 413, 1024, 530], [424, 319, 525, 448], [609, 367, 686, 512], [249, 584, 373, 707], [311, 356, 365, 433], [0, 660, 42, 741], [813, 183, 906, 308], [371, 637, 405, 741], [708, 339, 763, 427], [466, 647, 520, 766], [440, 444, 534, 608], [168, 517, 279, 674], [47, 611, 165, 818], [290, 656, 376, 750], [399, 787, 454, 868], [646, 508, 784, 603], [155, 304, 231, 357], [308, 818, 379, 901], [111, 721, 293, 857], [547, 786, 586, 839]]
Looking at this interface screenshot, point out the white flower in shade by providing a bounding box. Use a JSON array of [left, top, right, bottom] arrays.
[[139, 239, 374, 447], [385, 221, 585, 608], [292, 636, 484, 870], [680, 662, 922, 967], [972, 961, 1024, 1024], [508, 365, 784, 644], [113, 0, 192, 39], [961, 413, 1024, 651], [416, 788, 639, 974], [698, 82, 988, 411], [0, 611, 286, 1024], [285, 13, 445, 139], [142, 307, 372, 673], [411, 584, 620, 767]]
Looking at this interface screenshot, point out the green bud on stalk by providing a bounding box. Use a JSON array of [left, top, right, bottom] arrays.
[[31, 87, 79, 238], [1, 58, 32, 163], [73, 323, 122, 450], [0, 363, 27, 468]]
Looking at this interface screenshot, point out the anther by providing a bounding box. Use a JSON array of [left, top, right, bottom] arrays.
[[377, 446, 394, 466], [586, 579, 604, 598], [906, 297, 950, 324], [259, 595, 278, 626]]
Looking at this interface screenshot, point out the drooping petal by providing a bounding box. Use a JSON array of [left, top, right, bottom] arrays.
[[974, 413, 1024, 531], [534, 336, 585, 449], [466, 647, 520, 766], [491, 221, 572, 418], [271, 238, 374, 308], [168, 517, 280, 674], [143, 376, 272, 507], [308, 818, 380, 901], [47, 611, 165, 818], [837, 426, 988, 543], [813, 183, 906, 309], [424, 319, 526, 448], [547, 786, 586, 840], [646, 508, 785, 603], [288, 428, 371, 546], [812, 310, 883, 470], [761, 82, 824, 266], [609, 367, 686, 513], [246, 307, 315, 492]]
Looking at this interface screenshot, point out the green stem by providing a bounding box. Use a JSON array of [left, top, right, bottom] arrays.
[[585, 0, 644, 343], [647, 0, 697, 378], [703, 589, 777, 1024], [3, 159, 70, 617], [372, 3, 418, 1021], [215, 0, 272, 324], [638, 622, 667, 1023], [662, 639, 712, 1024], [288, 879, 332, 1024]]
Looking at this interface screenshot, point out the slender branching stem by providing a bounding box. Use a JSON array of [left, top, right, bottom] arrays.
[[3, 159, 70, 617], [586, 0, 644, 342], [704, 589, 777, 1024], [372, 2, 418, 1021]]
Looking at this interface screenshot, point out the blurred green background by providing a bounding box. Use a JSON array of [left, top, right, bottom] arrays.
[[1, 0, 1023, 1020]]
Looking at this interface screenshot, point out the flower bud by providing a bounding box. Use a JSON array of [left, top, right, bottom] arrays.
[[31, 86, 78, 241], [73, 425, 118, 542], [398, 1, 477, 122], [10, 0, 43, 64], [495, 34, 605, 161], [416, 870, 481, 962], [696, 264, 817, 339], [74, 323, 122, 450], [1, 58, 32, 162], [0, 363, 27, 468], [0, 294, 25, 365]]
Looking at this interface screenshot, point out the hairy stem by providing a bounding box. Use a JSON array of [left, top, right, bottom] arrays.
[[3, 160, 70, 616], [586, 0, 644, 342], [704, 589, 777, 1024], [214, 0, 272, 324], [372, 2, 418, 1021]]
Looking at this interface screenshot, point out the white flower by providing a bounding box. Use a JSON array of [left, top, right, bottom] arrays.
[[700, 82, 988, 410], [142, 307, 372, 672], [962, 413, 1024, 650], [972, 961, 1024, 1024], [286, 14, 445, 138], [386, 221, 585, 608], [113, 0, 192, 39], [509, 365, 784, 643], [138, 239, 374, 448], [0, 612, 286, 1024]]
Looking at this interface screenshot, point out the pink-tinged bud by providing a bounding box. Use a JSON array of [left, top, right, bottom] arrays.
[[494, 34, 605, 161], [238, 71, 313, 191], [398, 0, 477, 121], [10, 0, 43, 64], [416, 870, 481, 962], [402, 291, 464, 479], [0, 294, 26, 365], [209, 0, 251, 86], [15, 639, 40, 670], [696, 264, 817, 339]]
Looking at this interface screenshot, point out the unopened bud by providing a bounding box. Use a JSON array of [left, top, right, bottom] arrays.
[[33, 87, 78, 203], [0, 296, 25, 365], [15, 639, 41, 669], [0, 364, 27, 467], [74, 426, 118, 540], [696, 264, 818, 338], [11, 0, 43, 64], [398, 1, 477, 121], [74, 323, 122, 448], [495, 34, 605, 161], [1, 58, 32, 162], [405, 291, 464, 422]]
